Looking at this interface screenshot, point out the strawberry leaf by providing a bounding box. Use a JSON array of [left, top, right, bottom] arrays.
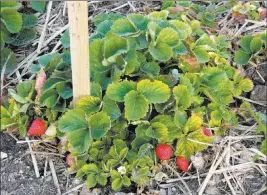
[[137, 79, 170, 104], [106, 80, 136, 102], [124, 90, 149, 121], [58, 109, 87, 132], [88, 112, 111, 139], [76, 96, 102, 115]]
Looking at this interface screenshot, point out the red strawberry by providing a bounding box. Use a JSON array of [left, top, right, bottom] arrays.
[[28, 119, 46, 136], [202, 127, 212, 136], [155, 144, 173, 160], [176, 156, 189, 172]]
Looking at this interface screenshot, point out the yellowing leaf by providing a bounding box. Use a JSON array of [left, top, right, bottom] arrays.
[[110, 18, 137, 36], [137, 79, 170, 104], [175, 136, 195, 159], [183, 114, 202, 134], [148, 10, 169, 20], [124, 90, 149, 121], [76, 96, 102, 115], [156, 27, 179, 47], [239, 78, 253, 92], [173, 85, 191, 110], [146, 122, 168, 143]]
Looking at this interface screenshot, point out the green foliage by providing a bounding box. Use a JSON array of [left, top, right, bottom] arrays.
[[2, 7, 265, 193], [234, 35, 263, 65], [29, 1, 46, 13], [0, 1, 43, 74]]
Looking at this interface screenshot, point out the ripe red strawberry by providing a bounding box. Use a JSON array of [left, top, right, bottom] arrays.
[[28, 119, 46, 136], [202, 127, 212, 136], [176, 156, 189, 172], [155, 144, 173, 160]]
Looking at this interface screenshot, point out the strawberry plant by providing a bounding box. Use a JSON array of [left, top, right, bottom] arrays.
[[0, 1, 46, 74], [1, 8, 265, 193]]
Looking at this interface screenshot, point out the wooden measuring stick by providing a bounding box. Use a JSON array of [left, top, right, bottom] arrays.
[[67, 1, 90, 105]]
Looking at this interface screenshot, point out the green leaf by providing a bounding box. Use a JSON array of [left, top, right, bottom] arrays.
[[239, 78, 253, 92], [0, 1, 21, 9], [1, 118, 15, 130], [193, 47, 209, 63], [86, 173, 97, 188], [30, 1, 46, 12], [97, 174, 108, 186], [137, 79, 170, 104], [174, 110, 188, 128], [43, 78, 63, 91], [110, 18, 137, 36], [127, 13, 148, 30], [112, 178, 123, 192], [138, 143, 154, 159], [170, 20, 192, 40], [38, 53, 59, 67], [58, 109, 87, 132], [124, 90, 149, 121], [122, 175, 131, 187], [104, 33, 128, 60], [56, 81, 73, 99], [8, 28, 36, 46], [17, 80, 34, 98], [140, 61, 160, 78], [76, 96, 102, 115], [82, 163, 99, 174], [161, 1, 175, 9], [68, 128, 91, 154], [0, 47, 17, 74], [156, 27, 179, 47], [97, 20, 113, 36], [239, 35, 253, 53], [88, 112, 111, 139], [173, 42, 188, 55], [1, 106, 10, 118], [39, 88, 59, 108], [110, 170, 121, 180], [234, 50, 251, 65], [173, 85, 191, 110], [102, 96, 121, 121], [250, 37, 262, 53], [8, 89, 27, 104], [110, 139, 127, 159], [148, 10, 169, 20], [60, 29, 70, 48], [106, 80, 136, 102], [90, 82, 102, 99], [149, 42, 173, 62], [146, 122, 168, 143], [89, 39, 108, 73], [22, 14, 38, 27], [1, 9, 22, 33]]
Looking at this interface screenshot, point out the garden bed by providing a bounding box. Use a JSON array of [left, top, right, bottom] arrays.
[[1, 1, 267, 195]]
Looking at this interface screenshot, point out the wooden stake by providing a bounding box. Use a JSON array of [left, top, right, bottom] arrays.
[[67, 1, 90, 105]]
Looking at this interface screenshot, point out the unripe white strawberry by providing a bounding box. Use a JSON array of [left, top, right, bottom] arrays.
[[35, 68, 46, 93]]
